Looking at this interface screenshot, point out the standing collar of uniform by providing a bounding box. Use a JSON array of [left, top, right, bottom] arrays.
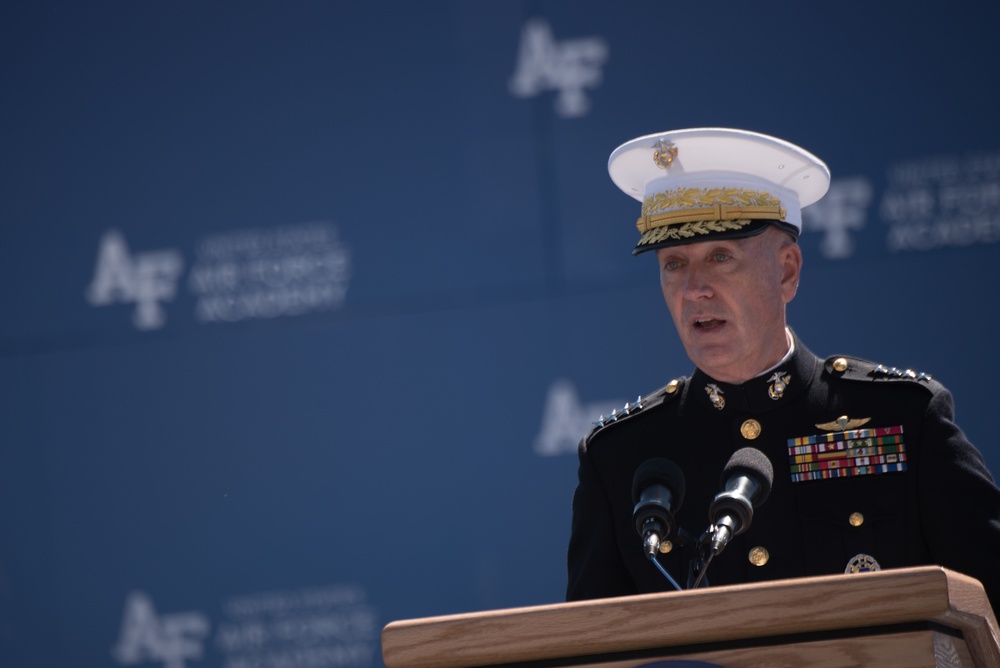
[[689, 330, 818, 414], [758, 327, 795, 378]]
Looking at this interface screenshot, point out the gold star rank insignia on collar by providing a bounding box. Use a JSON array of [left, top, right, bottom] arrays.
[[815, 415, 872, 431]]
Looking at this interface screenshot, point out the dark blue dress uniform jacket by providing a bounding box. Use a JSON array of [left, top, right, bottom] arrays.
[[566, 336, 1000, 612]]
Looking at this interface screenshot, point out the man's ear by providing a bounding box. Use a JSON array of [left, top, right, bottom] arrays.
[[779, 241, 803, 304]]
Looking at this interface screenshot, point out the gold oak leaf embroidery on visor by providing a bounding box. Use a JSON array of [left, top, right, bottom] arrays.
[[636, 187, 788, 244]]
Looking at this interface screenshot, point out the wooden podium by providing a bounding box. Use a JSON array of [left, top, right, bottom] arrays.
[[381, 567, 1000, 668]]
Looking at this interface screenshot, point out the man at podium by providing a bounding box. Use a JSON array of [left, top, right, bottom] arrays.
[[566, 128, 1000, 613]]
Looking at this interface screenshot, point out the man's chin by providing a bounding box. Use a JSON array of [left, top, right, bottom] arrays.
[[688, 349, 748, 384]]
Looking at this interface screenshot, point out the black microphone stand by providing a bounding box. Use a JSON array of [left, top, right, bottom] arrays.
[[687, 529, 716, 589]]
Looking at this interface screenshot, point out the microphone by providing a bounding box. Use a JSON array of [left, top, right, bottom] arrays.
[[707, 447, 773, 557], [631, 458, 686, 559]]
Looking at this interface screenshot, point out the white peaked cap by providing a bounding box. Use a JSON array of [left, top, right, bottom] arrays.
[[608, 128, 831, 254]]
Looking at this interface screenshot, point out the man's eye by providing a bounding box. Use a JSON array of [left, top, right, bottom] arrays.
[[710, 252, 731, 263], [662, 259, 681, 271]]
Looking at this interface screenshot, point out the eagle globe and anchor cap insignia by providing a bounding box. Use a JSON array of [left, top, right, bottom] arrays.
[[652, 139, 678, 168]]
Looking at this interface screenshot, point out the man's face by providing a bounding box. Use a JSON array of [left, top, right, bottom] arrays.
[[656, 228, 802, 384]]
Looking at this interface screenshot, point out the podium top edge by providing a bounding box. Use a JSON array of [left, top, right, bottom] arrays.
[[381, 567, 998, 668]]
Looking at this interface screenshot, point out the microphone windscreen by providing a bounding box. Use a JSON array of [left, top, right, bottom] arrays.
[[721, 447, 774, 505], [631, 458, 686, 508]]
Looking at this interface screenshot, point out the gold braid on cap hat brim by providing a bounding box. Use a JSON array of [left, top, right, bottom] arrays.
[[637, 219, 758, 247], [636, 187, 787, 242]]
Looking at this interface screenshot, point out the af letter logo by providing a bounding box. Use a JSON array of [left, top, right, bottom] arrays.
[[86, 229, 185, 330], [111, 591, 210, 668], [509, 18, 609, 118], [534, 379, 622, 456], [802, 177, 874, 260]]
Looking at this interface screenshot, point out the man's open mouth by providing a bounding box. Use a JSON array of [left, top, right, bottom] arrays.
[[694, 318, 725, 331]]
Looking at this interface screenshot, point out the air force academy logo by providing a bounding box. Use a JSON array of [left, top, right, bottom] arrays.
[[111, 591, 210, 668], [802, 177, 874, 259], [86, 229, 185, 330], [509, 19, 609, 118], [534, 379, 623, 456]]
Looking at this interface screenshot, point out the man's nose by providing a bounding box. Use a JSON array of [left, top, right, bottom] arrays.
[[682, 264, 713, 299]]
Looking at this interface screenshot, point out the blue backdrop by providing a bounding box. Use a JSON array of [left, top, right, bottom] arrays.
[[3, 3, 1000, 667]]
